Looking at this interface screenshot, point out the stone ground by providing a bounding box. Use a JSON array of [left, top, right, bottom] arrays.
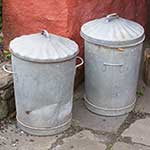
[[0, 82, 150, 150]]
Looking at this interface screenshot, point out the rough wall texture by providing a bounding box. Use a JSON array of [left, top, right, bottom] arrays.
[[146, 0, 150, 37], [67, 0, 147, 56], [0, 62, 15, 119], [3, 0, 147, 57]]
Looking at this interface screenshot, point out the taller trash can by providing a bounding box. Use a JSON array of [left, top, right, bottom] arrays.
[[81, 13, 145, 116], [3, 30, 83, 135]]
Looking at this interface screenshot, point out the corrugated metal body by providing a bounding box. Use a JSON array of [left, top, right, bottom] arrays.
[[81, 14, 145, 116], [84, 41, 143, 116], [6, 31, 82, 135], [12, 56, 76, 135]]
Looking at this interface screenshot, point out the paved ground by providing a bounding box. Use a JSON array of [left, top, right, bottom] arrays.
[[0, 82, 150, 150]]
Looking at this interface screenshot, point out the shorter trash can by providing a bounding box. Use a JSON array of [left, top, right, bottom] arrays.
[[81, 13, 145, 116], [3, 30, 83, 135]]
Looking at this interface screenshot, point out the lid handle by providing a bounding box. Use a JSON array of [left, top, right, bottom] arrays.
[[41, 30, 49, 38], [106, 13, 119, 22]]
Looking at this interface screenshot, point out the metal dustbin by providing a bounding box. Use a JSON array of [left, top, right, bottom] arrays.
[[81, 13, 145, 116], [3, 30, 83, 135]]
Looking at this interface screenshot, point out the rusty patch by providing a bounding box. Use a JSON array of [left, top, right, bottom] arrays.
[[25, 111, 31, 115]]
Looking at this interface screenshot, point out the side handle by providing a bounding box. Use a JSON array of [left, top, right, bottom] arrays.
[[2, 64, 14, 74], [103, 62, 124, 73], [76, 56, 84, 69]]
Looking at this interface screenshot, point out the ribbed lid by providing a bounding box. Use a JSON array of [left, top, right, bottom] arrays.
[[9, 30, 79, 63], [81, 13, 145, 47]]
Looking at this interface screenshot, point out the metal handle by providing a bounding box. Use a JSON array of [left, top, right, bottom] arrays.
[[103, 62, 124, 73], [76, 56, 84, 69], [2, 64, 14, 74], [106, 13, 119, 22], [103, 62, 123, 67], [41, 30, 49, 38]]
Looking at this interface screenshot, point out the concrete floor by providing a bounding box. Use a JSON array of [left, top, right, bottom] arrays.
[[0, 82, 150, 150]]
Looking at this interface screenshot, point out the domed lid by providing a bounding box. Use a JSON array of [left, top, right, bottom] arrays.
[[9, 30, 79, 63], [81, 13, 145, 48]]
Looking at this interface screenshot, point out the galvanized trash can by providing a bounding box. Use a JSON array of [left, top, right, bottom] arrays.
[[3, 30, 83, 135], [81, 13, 145, 116]]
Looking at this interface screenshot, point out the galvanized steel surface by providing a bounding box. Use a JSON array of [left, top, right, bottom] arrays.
[[81, 13, 145, 116], [81, 13, 145, 47], [84, 42, 143, 116], [9, 30, 79, 63], [12, 55, 76, 135], [7, 31, 83, 135]]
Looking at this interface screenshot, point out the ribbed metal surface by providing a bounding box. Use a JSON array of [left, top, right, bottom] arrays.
[[10, 31, 79, 63], [81, 13, 145, 47], [12, 55, 76, 135], [84, 41, 143, 116], [81, 13, 145, 116], [9, 31, 80, 135]]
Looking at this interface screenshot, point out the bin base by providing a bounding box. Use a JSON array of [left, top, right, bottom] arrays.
[[84, 96, 136, 116], [17, 117, 72, 136]]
